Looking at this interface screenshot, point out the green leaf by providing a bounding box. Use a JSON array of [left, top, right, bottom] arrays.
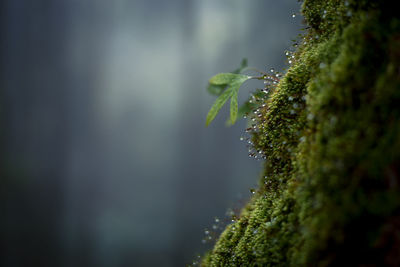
[[206, 88, 233, 126], [206, 59, 248, 97], [230, 89, 238, 125], [209, 73, 249, 85]]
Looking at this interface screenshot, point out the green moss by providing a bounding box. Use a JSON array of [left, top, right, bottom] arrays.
[[202, 1, 400, 266]]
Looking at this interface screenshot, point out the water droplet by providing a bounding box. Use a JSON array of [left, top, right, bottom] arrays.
[[231, 216, 237, 223], [319, 62, 327, 69], [270, 68, 275, 73], [250, 188, 256, 194], [290, 109, 296, 115], [307, 113, 315, 120], [240, 137, 244, 141], [288, 96, 294, 101], [293, 103, 299, 109], [292, 13, 296, 18]]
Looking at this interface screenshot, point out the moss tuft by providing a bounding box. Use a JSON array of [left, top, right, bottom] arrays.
[[202, 0, 400, 266]]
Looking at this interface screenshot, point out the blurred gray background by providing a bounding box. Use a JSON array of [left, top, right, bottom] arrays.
[[0, 0, 302, 266]]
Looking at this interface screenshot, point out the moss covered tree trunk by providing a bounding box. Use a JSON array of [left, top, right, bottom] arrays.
[[202, 0, 400, 266]]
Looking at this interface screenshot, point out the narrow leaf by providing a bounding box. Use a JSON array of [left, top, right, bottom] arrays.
[[209, 73, 249, 85], [230, 89, 238, 125], [206, 88, 233, 126]]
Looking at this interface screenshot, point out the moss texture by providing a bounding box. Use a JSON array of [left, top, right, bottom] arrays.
[[202, 0, 400, 266]]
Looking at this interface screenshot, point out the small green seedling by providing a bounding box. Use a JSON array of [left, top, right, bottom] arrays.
[[205, 59, 275, 126], [206, 73, 251, 126]]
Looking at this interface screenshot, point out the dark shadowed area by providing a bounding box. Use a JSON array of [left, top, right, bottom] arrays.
[[0, 0, 301, 266]]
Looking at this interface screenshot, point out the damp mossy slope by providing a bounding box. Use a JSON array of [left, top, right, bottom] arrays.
[[202, 0, 400, 266]]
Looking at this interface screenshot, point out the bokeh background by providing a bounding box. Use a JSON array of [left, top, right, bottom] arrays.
[[0, 0, 302, 266]]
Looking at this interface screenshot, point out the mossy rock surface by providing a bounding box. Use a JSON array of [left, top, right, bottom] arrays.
[[202, 0, 400, 266]]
